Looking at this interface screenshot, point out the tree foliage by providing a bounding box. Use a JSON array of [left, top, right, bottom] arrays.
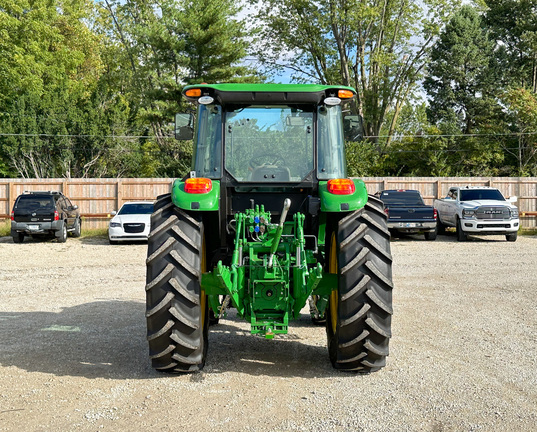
[[250, 0, 458, 147], [1, 1, 537, 179]]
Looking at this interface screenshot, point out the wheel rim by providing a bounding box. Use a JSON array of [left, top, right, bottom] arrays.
[[329, 232, 338, 334]]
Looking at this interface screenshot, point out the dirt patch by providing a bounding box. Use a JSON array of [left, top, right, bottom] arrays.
[[1, 234, 536, 431]]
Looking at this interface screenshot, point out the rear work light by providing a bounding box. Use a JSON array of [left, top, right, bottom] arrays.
[[327, 179, 355, 195], [184, 178, 212, 194]]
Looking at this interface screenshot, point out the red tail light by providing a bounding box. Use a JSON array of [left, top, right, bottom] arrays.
[[433, 208, 438, 220], [384, 207, 389, 216], [54, 210, 59, 221], [327, 179, 355, 195], [184, 177, 212, 194], [11, 210, 14, 221]]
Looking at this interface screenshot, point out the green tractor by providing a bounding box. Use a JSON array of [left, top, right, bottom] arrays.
[[145, 84, 393, 373]]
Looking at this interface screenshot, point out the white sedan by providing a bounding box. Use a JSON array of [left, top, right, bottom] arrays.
[[108, 201, 154, 244]]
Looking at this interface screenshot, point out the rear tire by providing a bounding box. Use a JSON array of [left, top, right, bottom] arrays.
[[56, 222, 67, 243], [12, 232, 24, 243], [326, 195, 393, 372], [506, 232, 517, 242], [145, 194, 208, 372], [456, 217, 467, 242], [424, 228, 437, 241], [72, 218, 81, 237]]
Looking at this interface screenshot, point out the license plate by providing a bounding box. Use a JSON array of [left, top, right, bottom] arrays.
[[28, 225, 39, 230], [400, 222, 420, 228]]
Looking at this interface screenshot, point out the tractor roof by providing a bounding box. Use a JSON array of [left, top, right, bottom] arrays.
[[182, 83, 356, 106]]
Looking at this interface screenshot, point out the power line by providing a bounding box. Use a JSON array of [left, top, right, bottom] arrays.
[[364, 131, 537, 139], [1, 131, 536, 139], [0, 133, 155, 139]]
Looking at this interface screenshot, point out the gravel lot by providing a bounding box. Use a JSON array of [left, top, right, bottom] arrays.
[[1, 233, 536, 431]]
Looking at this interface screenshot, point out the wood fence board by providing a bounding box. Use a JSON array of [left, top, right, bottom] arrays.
[[1, 177, 536, 229]]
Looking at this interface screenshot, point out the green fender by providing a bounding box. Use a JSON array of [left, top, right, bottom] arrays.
[[171, 179, 220, 211], [318, 179, 368, 212]]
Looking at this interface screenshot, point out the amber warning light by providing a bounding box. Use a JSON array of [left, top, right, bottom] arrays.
[[327, 179, 355, 195], [185, 178, 212, 194], [338, 89, 354, 99], [185, 88, 202, 98]]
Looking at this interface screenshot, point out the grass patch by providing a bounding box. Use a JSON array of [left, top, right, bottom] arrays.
[[80, 227, 108, 238], [0, 220, 10, 237], [520, 228, 537, 236]]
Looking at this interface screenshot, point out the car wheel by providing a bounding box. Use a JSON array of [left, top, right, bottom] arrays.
[[456, 217, 467, 242], [57, 222, 67, 243], [72, 218, 81, 238], [424, 228, 437, 241], [506, 232, 517, 242], [436, 218, 446, 235], [12, 232, 24, 243]]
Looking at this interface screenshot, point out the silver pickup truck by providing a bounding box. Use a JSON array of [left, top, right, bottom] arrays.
[[434, 186, 519, 242]]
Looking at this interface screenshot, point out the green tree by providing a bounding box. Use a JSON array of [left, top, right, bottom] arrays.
[[424, 5, 497, 134], [485, 0, 537, 92], [501, 88, 537, 175], [98, 0, 258, 177], [251, 0, 458, 149]]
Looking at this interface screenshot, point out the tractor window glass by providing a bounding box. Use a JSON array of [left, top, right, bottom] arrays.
[[194, 104, 222, 178], [224, 106, 314, 182], [317, 105, 346, 179]]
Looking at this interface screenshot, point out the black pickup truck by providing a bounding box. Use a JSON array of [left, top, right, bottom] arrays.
[[376, 189, 438, 240], [10, 191, 81, 243]]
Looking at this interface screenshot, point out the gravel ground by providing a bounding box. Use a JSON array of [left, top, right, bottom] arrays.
[[1, 233, 536, 431]]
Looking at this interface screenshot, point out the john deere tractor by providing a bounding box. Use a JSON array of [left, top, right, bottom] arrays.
[[145, 84, 393, 373]]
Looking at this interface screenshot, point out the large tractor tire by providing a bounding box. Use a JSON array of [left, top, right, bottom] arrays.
[[145, 194, 208, 372], [326, 195, 393, 373]]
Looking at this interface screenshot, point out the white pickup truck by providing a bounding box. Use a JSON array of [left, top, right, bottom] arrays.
[[434, 186, 520, 242]]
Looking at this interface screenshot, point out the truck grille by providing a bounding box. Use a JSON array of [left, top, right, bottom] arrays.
[[476, 207, 510, 220], [124, 223, 145, 233]]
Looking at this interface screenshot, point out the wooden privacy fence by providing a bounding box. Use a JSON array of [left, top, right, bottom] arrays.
[[1, 177, 536, 229]]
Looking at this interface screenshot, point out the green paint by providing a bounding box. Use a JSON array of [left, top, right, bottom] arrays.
[[171, 179, 220, 211], [318, 179, 368, 212], [200, 204, 335, 338], [184, 83, 356, 95]]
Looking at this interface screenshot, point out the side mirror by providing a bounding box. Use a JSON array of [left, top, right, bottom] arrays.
[[343, 115, 363, 142], [507, 196, 518, 203], [110, 211, 117, 216], [71, 205, 78, 210], [175, 113, 194, 140]]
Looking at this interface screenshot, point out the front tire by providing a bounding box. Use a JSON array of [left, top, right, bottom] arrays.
[[145, 194, 208, 372], [456, 218, 467, 242], [326, 195, 393, 372], [506, 232, 517, 242]]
